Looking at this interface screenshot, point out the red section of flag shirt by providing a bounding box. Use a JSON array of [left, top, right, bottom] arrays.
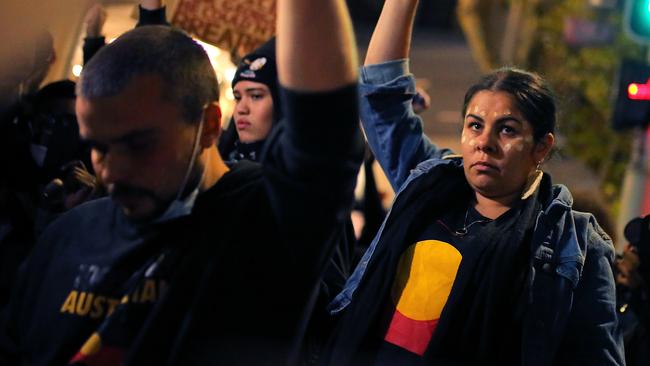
[[69, 346, 124, 366], [384, 308, 439, 356]]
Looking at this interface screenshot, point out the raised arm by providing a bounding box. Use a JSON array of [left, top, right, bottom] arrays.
[[82, 3, 107, 65], [137, 0, 169, 27], [83, 0, 167, 65], [140, 0, 163, 10], [364, 0, 419, 65], [359, 0, 452, 191], [264, 0, 363, 273], [277, 0, 357, 90]]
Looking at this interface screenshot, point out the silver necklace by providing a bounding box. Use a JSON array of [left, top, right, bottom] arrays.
[[437, 208, 493, 237]]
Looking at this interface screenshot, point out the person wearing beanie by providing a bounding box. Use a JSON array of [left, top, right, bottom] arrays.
[[220, 38, 281, 162]]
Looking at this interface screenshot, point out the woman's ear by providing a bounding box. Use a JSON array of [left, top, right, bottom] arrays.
[[533, 132, 554, 163], [200, 102, 222, 148]]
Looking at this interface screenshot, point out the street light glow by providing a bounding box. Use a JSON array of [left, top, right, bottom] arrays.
[[72, 64, 83, 77]]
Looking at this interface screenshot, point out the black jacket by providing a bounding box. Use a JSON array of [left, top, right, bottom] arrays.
[[0, 85, 364, 366]]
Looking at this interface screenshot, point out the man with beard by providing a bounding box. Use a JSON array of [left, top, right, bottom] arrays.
[[0, 0, 363, 364]]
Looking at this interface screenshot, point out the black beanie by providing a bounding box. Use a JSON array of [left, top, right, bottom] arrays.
[[231, 37, 282, 122]]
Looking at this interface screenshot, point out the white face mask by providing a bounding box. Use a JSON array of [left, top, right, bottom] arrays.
[[30, 144, 48, 167], [154, 112, 206, 224], [153, 188, 200, 224]]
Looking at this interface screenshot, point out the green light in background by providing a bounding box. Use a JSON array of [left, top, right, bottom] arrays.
[[626, 0, 650, 44]]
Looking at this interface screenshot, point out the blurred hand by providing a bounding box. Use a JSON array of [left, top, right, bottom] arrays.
[[84, 3, 107, 38], [61, 161, 98, 210], [140, 0, 164, 11], [412, 86, 431, 115], [69, 165, 96, 190]]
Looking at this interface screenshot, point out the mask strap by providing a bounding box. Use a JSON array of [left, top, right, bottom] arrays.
[[175, 110, 206, 202]]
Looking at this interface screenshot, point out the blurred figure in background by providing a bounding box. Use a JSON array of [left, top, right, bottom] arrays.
[[617, 215, 650, 366], [82, 0, 169, 65], [30, 80, 91, 185], [0, 30, 58, 309], [22, 30, 57, 95]]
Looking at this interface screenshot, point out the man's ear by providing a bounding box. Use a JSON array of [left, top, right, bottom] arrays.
[[200, 102, 222, 148]]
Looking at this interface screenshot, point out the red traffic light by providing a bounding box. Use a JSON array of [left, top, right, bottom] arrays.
[[628, 78, 650, 100]]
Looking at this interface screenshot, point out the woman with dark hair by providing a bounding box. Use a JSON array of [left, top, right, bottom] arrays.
[[324, 0, 624, 365], [218, 38, 282, 162]]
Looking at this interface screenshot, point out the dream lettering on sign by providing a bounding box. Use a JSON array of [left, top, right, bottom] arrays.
[[171, 0, 275, 55]]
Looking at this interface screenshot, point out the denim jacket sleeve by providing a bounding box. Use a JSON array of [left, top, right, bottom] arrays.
[[554, 217, 625, 365], [359, 59, 453, 191]]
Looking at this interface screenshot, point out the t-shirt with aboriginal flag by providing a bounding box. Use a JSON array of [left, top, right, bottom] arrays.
[[374, 204, 524, 366]]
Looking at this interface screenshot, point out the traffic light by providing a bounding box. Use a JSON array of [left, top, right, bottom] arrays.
[[625, 0, 650, 44], [612, 60, 650, 130], [628, 80, 650, 100]]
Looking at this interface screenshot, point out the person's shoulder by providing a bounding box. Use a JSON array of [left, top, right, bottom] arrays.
[[572, 209, 615, 260], [410, 154, 462, 177], [197, 160, 265, 208], [26, 198, 116, 267], [219, 160, 264, 191], [62, 196, 114, 220], [545, 184, 615, 260], [42, 197, 115, 238]]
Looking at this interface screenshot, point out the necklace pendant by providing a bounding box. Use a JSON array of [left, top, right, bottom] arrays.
[[454, 228, 468, 237]]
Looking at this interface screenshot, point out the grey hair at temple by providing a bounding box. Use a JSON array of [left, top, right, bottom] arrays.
[[77, 25, 219, 123]]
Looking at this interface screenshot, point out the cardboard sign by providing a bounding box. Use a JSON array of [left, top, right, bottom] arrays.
[[168, 0, 275, 57]]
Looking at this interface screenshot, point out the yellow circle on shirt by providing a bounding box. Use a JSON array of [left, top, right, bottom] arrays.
[[391, 240, 462, 321]]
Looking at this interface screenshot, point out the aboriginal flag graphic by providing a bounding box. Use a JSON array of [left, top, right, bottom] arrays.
[[67, 252, 172, 366], [69, 332, 125, 366], [384, 240, 461, 356]]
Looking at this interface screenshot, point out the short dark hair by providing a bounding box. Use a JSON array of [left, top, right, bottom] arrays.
[[462, 67, 557, 142], [78, 25, 218, 123]]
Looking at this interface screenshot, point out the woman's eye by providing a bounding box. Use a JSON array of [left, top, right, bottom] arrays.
[[467, 121, 481, 130], [500, 125, 517, 135], [251, 93, 264, 100], [233, 95, 241, 102]]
